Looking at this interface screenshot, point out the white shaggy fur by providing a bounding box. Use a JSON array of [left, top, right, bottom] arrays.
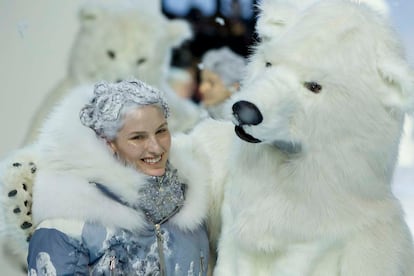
[[174, 118, 235, 269], [197, 0, 414, 275], [0, 85, 211, 270], [30, 85, 209, 233], [0, 147, 38, 268], [0, 83, 211, 270]]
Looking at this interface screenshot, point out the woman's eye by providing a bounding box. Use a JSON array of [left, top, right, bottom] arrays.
[[157, 128, 168, 134], [131, 135, 145, 140], [107, 50, 116, 59], [304, 81, 322, 94], [265, 62, 272, 68]]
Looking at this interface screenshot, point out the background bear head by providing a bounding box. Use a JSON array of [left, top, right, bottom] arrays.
[[68, 0, 192, 87]]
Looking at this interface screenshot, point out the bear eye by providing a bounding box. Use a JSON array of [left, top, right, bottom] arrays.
[[137, 58, 147, 65], [107, 50, 116, 59], [265, 62, 272, 68], [304, 81, 322, 94]]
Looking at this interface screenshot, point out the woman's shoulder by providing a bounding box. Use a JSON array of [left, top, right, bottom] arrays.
[[28, 219, 106, 275]]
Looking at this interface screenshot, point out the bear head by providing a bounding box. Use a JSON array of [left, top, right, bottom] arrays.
[[67, 0, 192, 87], [229, 0, 414, 176]]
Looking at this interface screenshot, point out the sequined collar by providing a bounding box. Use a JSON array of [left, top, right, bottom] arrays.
[[138, 162, 186, 224]]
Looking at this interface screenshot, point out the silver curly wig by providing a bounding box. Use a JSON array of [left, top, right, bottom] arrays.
[[79, 79, 169, 140]]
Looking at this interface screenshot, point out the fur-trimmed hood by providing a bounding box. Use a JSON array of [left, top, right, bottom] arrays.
[[31, 84, 209, 233]]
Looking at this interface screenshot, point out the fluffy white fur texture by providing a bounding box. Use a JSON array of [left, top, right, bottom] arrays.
[[29, 84, 209, 234], [174, 118, 235, 265], [0, 83, 211, 268], [255, 0, 389, 43], [204, 0, 414, 275], [0, 146, 39, 262]]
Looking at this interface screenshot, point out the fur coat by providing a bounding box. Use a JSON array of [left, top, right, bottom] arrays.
[[6, 84, 211, 275]]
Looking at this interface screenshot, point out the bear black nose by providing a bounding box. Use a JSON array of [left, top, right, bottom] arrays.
[[232, 100, 263, 125]]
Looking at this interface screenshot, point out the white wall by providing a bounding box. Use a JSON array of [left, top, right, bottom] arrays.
[[0, 0, 84, 159]]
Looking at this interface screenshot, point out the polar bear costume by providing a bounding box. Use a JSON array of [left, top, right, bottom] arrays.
[[24, 0, 202, 144], [2, 0, 414, 275], [206, 0, 414, 275]]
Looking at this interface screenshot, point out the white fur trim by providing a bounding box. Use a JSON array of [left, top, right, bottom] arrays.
[[30, 85, 208, 232], [33, 170, 146, 232]]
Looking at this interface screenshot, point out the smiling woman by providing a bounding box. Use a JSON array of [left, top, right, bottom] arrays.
[[19, 79, 210, 275]]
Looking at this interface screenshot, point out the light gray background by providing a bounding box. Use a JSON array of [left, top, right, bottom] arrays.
[[0, 0, 412, 274]]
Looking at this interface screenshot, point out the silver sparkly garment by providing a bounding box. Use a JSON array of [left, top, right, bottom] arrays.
[[138, 163, 186, 224], [79, 79, 170, 136]]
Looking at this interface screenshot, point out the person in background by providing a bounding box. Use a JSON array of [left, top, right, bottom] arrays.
[[167, 66, 197, 99], [168, 43, 201, 103], [25, 79, 210, 275], [198, 47, 246, 120]]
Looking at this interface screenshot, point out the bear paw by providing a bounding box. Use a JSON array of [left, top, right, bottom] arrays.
[[1, 160, 36, 242]]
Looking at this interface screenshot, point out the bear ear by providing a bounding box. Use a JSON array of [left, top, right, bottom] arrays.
[[255, 0, 303, 41], [255, 0, 327, 41], [166, 19, 193, 47], [349, 0, 390, 17], [78, 3, 104, 23], [378, 58, 414, 114]]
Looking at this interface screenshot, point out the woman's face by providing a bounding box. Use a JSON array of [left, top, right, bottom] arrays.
[[199, 70, 232, 107], [108, 105, 171, 176]]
